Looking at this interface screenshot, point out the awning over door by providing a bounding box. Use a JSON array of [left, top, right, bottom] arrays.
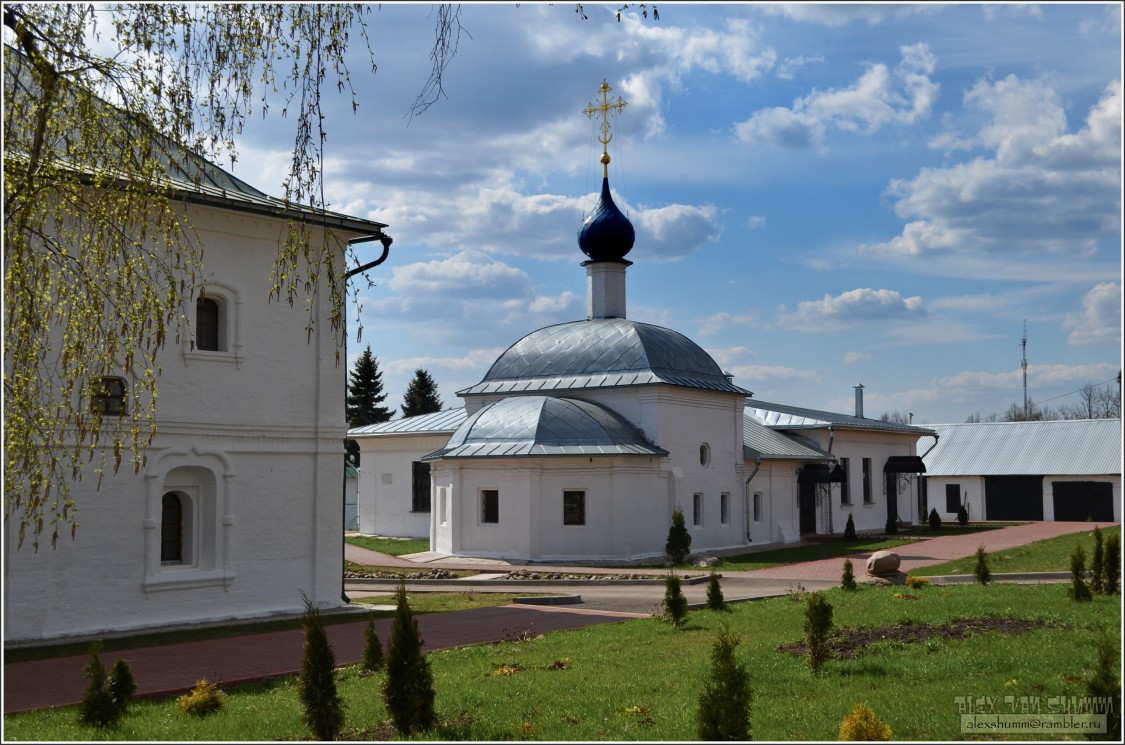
[[797, 463, 846, 484], [884, 455, 926, 474]]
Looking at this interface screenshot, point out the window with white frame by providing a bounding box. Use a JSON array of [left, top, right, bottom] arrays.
[[91, 376, 128, 416]]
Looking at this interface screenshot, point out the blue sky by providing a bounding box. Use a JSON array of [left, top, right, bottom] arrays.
[[232, 2, 1123, 425]]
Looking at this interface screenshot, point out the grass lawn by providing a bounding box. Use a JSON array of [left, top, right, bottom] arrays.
[[911, 525, 1122, 577], [707, 536, 918, 571], [5, 583, 1118, 741], [345, 535, 431, 556]]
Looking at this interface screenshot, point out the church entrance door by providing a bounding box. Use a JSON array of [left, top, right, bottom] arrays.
[[798, 480, 817, 535]]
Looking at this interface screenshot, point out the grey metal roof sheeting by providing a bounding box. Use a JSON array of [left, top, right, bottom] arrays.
[[348, 408, 468, 437], [743, 415, 833, 461], [457, 319, 750, 396], [918, 419, 1123, 477], [423, 396, 668, 460], [746, 400, 937, 436]]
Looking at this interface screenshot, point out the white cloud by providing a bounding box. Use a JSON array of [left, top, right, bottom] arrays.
[[757, 4, 937, 27], [843, 351, 871, 365], [387, 250, 531, 298], [776, 54, 825, 80], [1063, 282, 1122, 346], [777, 288, 928, 331], [747, 215, 767, 229], [731, 364, 820, 384], [632, 202, 723, 261], [865, 78, 1122, 258], [735, 43, 939, 148], [698, 312, 755, 336], [528, 291, 579, 314]]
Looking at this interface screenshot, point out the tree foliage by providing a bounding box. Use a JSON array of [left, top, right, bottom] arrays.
[[79, 641, 134, 727], [705, 572, 728, 612], [346, 346, 395, 464], [662, 571, 688, 627], [383, 582, 436, 735], [401, 368, 443, 418], [696, 626, 751, 741], [298, 593, 344, 741], [665, 507, 692, 565], [804, 593, 833, 673]]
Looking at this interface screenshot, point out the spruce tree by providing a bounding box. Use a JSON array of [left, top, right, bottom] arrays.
[[696, 627, 751, 740], [974, 544, 991, 585], [843, 513, 856, 541], [345, 346, 395, 465], [841, 559, 857, 591], [1069, 544, 1093, 602], [401, 369, 443, 418], [663, 572, 689, 627], [1090, 527, 1105, 594], [957, 504, 969, 526], [298, 594, 344, 741], [804, 593, 833, 674], [79, 642, 118, 727], [665, 507, 692, 566], [108, 658, 137, 717], [1104, 534, 1120, 594], [705, 572, 728, 612], [928, 507, 941, 531], [362, 617, 384, 672], [1084, 631, 1121, 741], [383, 582, 436, 734]]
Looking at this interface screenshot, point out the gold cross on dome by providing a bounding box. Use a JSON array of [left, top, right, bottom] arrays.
[[583, 80, 627, 178]]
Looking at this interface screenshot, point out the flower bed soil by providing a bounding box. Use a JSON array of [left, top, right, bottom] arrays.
[[778, 617, 1054, 659]]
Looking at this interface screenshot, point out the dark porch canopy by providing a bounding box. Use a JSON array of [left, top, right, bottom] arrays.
[[884, 455, 926, 474], [798, 463, 846, 484]]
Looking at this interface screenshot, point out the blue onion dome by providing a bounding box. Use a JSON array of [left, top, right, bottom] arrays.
[[578, 177, 635, 262]]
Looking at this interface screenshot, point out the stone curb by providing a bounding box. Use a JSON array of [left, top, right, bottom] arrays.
[[345, 574, 715, 588], [924, 572, 1072, 584]]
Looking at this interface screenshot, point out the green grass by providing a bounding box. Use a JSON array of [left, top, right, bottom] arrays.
[[911, 526, 1122, 577], [5, 583, 1118, 741], [710, 536, 918, 571], [346, 535, 431, 556]]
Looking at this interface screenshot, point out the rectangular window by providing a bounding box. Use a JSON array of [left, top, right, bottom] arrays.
[[411, 461, 431, 512], [862, 458, 873, 504], [692, 493, 703, 527], [720, 493, 729, 525], [438, 488, 448, 526], [945, 484, 961, 514], [480, 489, 499, 524], [92, 377, 127, 416], [840, 458, 851, 505], [753, 492, 762, 523], [563, 490, 585, 526]]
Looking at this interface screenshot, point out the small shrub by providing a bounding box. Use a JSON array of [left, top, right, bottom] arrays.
[[957, 504, 969, 526], [841, 559, 857, 591], [705, 572, 728, 612], [107, 658, 137, 716], [838, 703, 892, 741], [1090, 527, 1105, 594], [928, 508, 941, 531], [665, 507, 692, 566], [1083, 631, 1121, 741], [383, 582, 436, 735], [884, 516, 898, 535], [804, 593, 833, 674], [974, 544, 991, 585], [1068, 544, 1093, 602], [843, 513, 856, 541], [905, 575, 930, 589], [178, 679, 225, 717], [362, 617, 384, 672], [663, 572, 689, 627], [696, 627, 751, 741], [298, 593, 344, 740], [79, 642, 118, 728], [1104, 534, 1120, 594]]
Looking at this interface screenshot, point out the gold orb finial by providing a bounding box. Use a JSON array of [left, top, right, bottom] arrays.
[[584, 79, 627, 179]]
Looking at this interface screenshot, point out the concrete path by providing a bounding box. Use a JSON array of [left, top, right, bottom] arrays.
[[4, 521, 1114, 715]]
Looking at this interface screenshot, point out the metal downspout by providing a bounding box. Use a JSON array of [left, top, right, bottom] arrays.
[[744, 456, 761, 542], [341, 232, 393, 604], [917, 433, 939, 526]]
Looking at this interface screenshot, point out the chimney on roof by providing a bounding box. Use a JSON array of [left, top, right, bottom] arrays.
[[854, 383, 865, 419]]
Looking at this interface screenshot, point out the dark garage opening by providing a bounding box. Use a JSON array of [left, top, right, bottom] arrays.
[[1052, 481, 1114, 522], [985, 476, 1044, 521]]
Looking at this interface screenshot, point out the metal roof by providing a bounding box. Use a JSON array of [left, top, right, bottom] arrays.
[[423, 396, 668, 460], [458, 319, 750, 396], [743, 415, 833, 461], [745, 400, 936, 436], [918, 419, 1123, 477], [348, 408, 468, 437]]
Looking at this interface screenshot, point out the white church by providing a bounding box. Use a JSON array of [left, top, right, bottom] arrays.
[[350, 85, 933, 564]]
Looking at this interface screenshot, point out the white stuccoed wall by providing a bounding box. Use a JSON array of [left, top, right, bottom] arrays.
[[355, 434, 449, 538], [4, 204, 354, 643]]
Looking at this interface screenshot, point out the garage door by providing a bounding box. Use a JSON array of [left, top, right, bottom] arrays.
[[984, 476, 1044, 520], [1052, 481, 1114, 522]]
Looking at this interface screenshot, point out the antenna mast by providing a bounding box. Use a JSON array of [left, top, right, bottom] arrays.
[[1021, 321, 1028, 417]]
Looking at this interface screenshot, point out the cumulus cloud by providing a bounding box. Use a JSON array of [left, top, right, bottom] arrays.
[[387, 250, 532, 298], [631, 202, 723, 261], [843, 351, 871, 365], [757, 4, 937, 27], [730, 364, 820, 384], [864, 78, 1122, 258], [735, 43, 939, 148], [698, 312, 755, 336], [1062, 282, 1122, 346], [777, 288, 928, 331]]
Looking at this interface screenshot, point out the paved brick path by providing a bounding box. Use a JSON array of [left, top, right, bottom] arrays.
[[5, 521, 1115, 715]]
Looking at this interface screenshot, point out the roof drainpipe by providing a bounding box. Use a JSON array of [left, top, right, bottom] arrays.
[[341, 231, 394, 605], [854, 383, 864, 419], [919, 433, 940, 460], [744, 456, 761, 543]]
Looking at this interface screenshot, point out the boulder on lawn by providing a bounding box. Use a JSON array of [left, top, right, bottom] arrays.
[[866, 550, 901, 576]]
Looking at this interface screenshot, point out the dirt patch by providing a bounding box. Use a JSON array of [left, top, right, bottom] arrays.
[[778, 617, 1054, 659]]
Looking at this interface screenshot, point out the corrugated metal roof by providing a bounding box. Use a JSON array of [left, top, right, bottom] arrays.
[[743, 415, 832, 460], [458, 319, 750, 396], [348, 408, 468, 437], [746, 400, 936, 436], [919, 419, 1123, 476], [424, 396, 667, 460]]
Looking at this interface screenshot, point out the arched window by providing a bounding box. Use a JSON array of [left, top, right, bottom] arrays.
[[196, 297, 220, 351], [91, 377, 128, 415], [161, 492, 183, 563]]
